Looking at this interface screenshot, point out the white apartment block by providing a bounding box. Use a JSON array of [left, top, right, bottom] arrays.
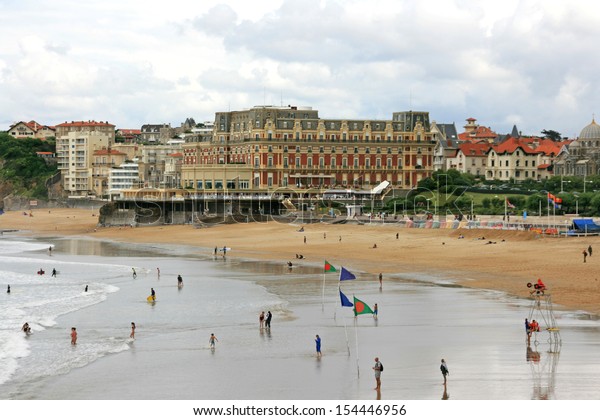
[[55, 121, 115, 196]]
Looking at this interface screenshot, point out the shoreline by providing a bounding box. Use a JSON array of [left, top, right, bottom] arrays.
[[2, 208, 600, 315]]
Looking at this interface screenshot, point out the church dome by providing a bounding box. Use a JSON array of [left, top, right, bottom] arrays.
[[579, 119, 600, 139]]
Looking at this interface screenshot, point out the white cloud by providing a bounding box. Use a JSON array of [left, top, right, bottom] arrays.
[[1, 0, 599, 136]]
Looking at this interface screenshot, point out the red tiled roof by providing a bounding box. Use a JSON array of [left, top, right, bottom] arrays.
[[456, 142, 491, 157], [493, 137, 538, 154], [118, 129, 141, 135], [538, 163, 551, 169], [458, 125, 497, 141], [168, 153, 183, 158], [56, 120, 115, 127]]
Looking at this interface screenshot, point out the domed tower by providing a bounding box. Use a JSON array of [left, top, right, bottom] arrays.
[[575, 118, 600, 175]]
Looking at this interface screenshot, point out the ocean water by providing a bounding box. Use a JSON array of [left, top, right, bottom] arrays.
[[2, 235, 600, 400]]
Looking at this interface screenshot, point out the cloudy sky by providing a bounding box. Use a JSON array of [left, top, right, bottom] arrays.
[[1, 0, 599, 137]]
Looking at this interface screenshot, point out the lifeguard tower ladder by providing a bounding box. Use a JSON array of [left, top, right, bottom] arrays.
[[528, 291, 561, 347]]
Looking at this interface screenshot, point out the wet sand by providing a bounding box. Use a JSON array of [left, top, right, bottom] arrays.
[[6, 238, 600, 400], [2, 208, 600, 314]]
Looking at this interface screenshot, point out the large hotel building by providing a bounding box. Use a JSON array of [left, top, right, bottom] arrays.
[[181, 105, 434, 192]]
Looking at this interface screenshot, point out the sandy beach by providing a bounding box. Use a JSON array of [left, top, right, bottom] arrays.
[[2, 208, 599, 315]]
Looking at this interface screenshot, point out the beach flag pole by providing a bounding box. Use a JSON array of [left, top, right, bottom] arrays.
[[322, 270, 325, 312], [354, 315, 360, 378], [343, 317, 351, 356]]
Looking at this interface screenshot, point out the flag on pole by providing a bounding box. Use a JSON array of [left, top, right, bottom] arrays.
[[547, 192, 562, 209], [339, 267, 356, 281], [506, 198, 515, 209], [353, 296, 374, 316], [339, 288, 353, 307], [324, 260, 337, 272]]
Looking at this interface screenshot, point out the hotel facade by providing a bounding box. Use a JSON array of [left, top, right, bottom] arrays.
[[181, 106, 435, 193]]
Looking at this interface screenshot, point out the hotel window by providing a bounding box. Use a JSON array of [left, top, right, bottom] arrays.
[[387, 158, 392, 168], [365, 147, 370, 154], [296, 146, 300, 152], [331, 146, 336, 153], [342, 157, 348, 168], [354, 147, 359, 153], [283, 146, 288, 152], [319, 157, 325, 168], [365, 158, 371, 168], [307, 134, 312, 140], [331, 157, 336, 168], [308, 157, 313, 167], [268, 157, 273, 167], [319, 146, 324, 153], [295, 157, 300, 167], [354, 158, 359, 168]]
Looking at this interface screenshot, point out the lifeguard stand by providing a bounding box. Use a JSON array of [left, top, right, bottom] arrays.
[[527, 283, 561, 346]]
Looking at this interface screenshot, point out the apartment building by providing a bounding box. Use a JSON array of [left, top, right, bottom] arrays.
[[55, 121, 115, 196]]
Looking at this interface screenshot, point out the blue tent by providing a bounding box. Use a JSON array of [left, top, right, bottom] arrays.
[[572, 219, 600, 232]]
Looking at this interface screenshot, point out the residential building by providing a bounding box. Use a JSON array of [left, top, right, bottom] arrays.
[[485, 137, 564, 181], [458, 118, 498, 143], [181, 105, 435, 192], [55, 121, 115, 196], [446, 142, 491, 176], [138, 143, 184, 187], [116, 129, 141, 143], [432, 122, 459, 171], [108, 160, 140, 199], [7, 120, 55, 139], [92, 148, 128, 198], [140, 124, 174, 144]]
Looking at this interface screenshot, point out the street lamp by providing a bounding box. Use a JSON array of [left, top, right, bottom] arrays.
[[560, 176, 571, 193]]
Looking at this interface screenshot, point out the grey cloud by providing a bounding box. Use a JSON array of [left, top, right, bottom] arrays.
[[192, 4, 238, 37]]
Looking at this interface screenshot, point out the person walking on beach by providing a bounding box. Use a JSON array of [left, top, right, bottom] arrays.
[[70, 327, 77, 345], [130, 322, 136, 339], [304, 236, 307, 244], [150, 288, 156, 301], [315, 334, 322, 357], [132, 268, 137, 279], [259, 311, 265, 329], [373, 357, 382, 390], [84, 285, 88, 292], [157, 267, 160, 278], [51, 268, 57, 277], [7, 285, 10, 294], [396, 232, 399, 240], [378, 273, 383, 288], [265, 311, 272, 329], [373, 303, 378, 319], [583, 249, 588, 263], [588, 245, 593, 257], [440, 359, 449, 384], [22, 322, 31, 334], [209, 333, 218, 349], [525, 318, 531, 344], [177, 274, 183, 288]]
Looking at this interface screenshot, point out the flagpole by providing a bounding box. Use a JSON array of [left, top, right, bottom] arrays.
[[354, 315, 360, 378], [343, 317, 350, 356], [322, 270, 325, 312]]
